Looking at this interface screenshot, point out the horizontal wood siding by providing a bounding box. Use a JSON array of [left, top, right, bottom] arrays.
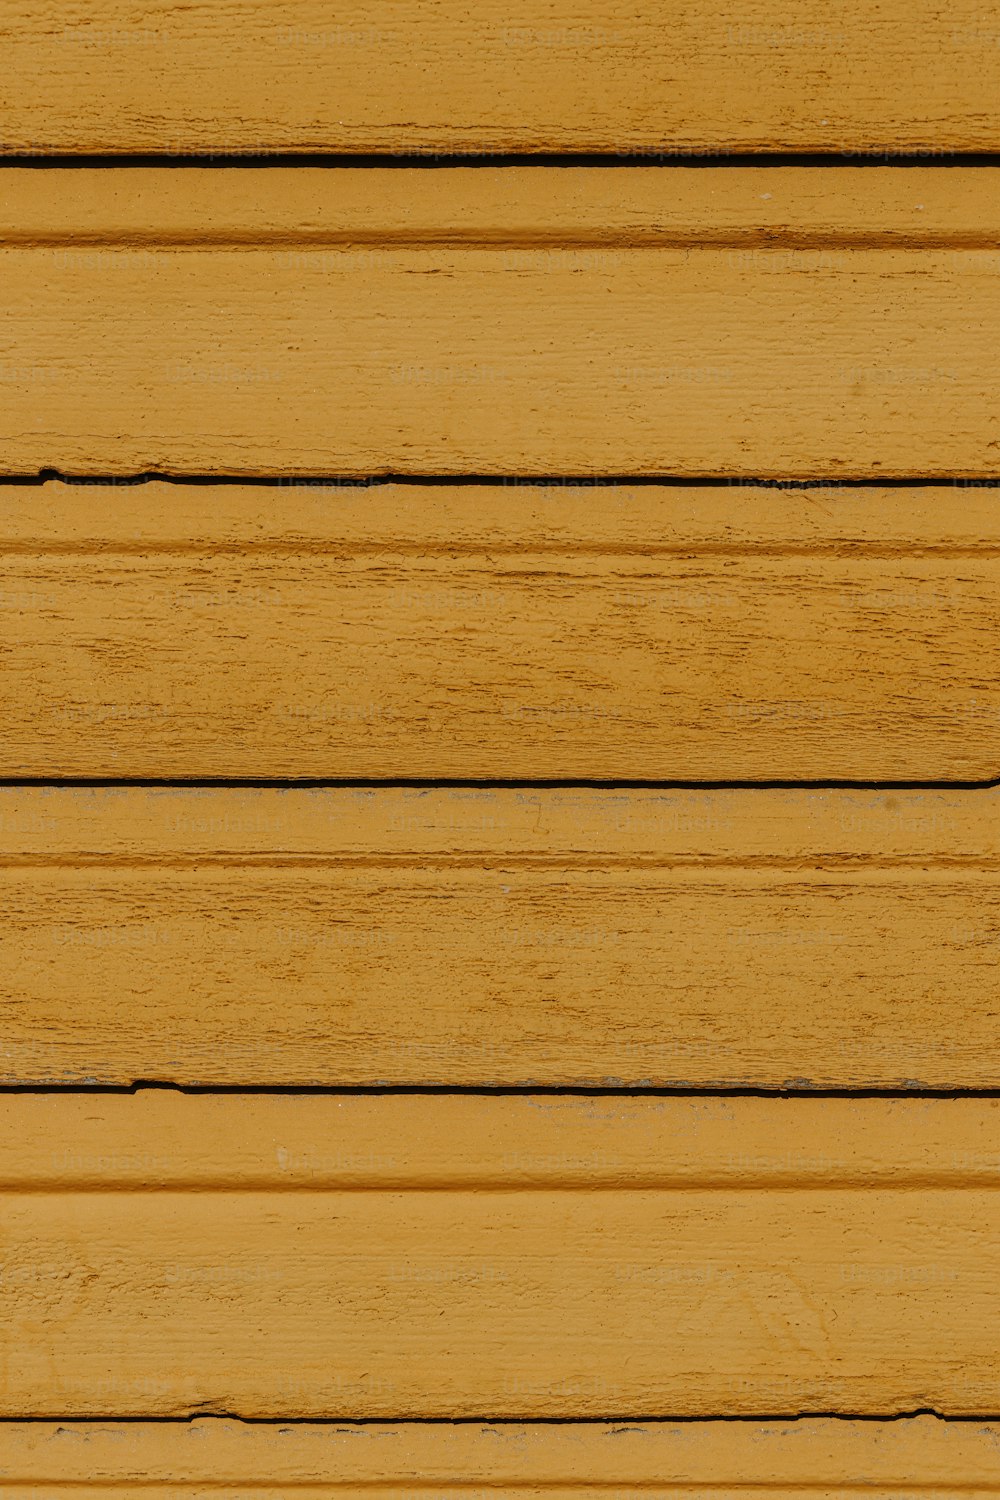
[[2, 2, 1000, 153], [3, 171, 1000, 477], [1, 1096, 1000, 1416], [2, 95, 996, 1472], [4, 482, 1000, 779], [2, 786, 1000, 1087]]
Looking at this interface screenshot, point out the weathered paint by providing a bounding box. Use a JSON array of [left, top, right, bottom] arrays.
[[3, 2, 1000, 154], [4, 482, 1000, 779], [2, 786, 1000, 1087], [1, 1096, 1000, 1415], [3, 171, 1000, 476], [2, 1415, 999, 1490]]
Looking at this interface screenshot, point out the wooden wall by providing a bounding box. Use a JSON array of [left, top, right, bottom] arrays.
[[1, 10, 997, 1492]]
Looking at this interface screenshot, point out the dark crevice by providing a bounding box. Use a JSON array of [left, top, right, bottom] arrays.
[[4, 472, 1000, 489], [5, 151, 1000, 168], [0, 776, 998, 790], [4, 1082, 1000, 1098]]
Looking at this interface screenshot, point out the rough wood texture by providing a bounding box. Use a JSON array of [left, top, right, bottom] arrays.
[[2, 1415, 998, 1490], [3, 170, 1000, 477], [4, 786, 1000, 1088], [2, 1095, 1000, 1416], [5, 481, 1000, 780], [2, 3, 1000, 154]]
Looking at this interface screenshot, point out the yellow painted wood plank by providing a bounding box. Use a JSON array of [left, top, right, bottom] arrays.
[[2, 1096, 1000, 1416], [4, 786, 1000, 1088], [4, 167, 1000, 245], [8, 477, 1000, 551], [3, 170, 1000, 477], [7, 1092, 1000, 1188], [2, 1414, 999, 1489], [2, 3, 1000, 154], [5, 482, 1000, 780]]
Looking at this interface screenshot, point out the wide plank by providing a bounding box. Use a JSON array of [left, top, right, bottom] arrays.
[[1, 1094, 1000, 1416], [2, 1415, 998, 1493], [5, 481, 1000, 779], [3, 169, 1000, 477], [4, 786, 1000, 1087], [2, 1, 1000, 154]]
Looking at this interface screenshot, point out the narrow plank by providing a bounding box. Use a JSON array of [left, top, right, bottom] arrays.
[[2, 1096, 1000, 1416], [2, 1415, 999, 1490], [5, 167, 1000, 246], [5, 482, 1000, 779], [5, 786, 1000, 1088], [3, 170, 1000, 477], [8, 1093, 1000, 1189], [3, 2, 1000, 155]]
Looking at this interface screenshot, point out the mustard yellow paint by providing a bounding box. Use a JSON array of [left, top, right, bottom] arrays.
[[2, 167, 999, 245], [1, 787, 999, 1088], [7, 477, 1000, 552], [3, 483, 1000, 779], [0, 1096, 999, 1416], [2, 3, 1000, 154], [3, 1092, 1000, 1188], [2, 1414, 998, 1489], [0, 110, 994, 1459], [2, 172, 1000, 476]]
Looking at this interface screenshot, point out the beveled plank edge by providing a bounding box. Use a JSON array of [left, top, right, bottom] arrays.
[[2, 167, 1000, 244], [1, 1415, 999, 1485]]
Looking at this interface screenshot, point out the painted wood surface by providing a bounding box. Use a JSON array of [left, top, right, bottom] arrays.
[[4, 170, 1000, 477], [3, 2, 1000, 155], [5, 482, 1000, 780], [7, 1092, 1000, 1188], [2, 1415, 998, 1491], [7, 167, 1000, 243], [4, 786, 1000, 1088], [2, 1095, 1000, 1416]]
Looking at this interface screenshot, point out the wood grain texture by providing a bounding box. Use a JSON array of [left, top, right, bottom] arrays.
[[5, 481, 1000, 780], [5, 786, 1000, 1088], [4, 170, 1000, 477], [3, 1415, 999, 1490], [3, 3, 1000, 154], [2, 1095, 1000, 1416]]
